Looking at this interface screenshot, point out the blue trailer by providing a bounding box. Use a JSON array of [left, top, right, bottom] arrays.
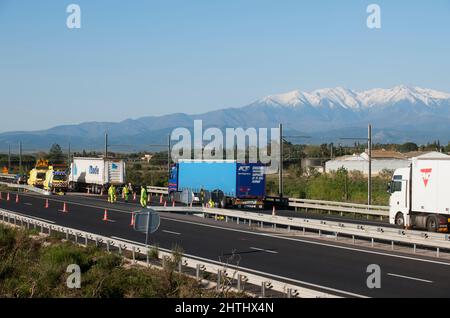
[[168, 160, 266, 208]]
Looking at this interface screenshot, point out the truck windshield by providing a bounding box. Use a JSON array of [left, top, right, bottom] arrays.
[[37, 173, 46, 179]]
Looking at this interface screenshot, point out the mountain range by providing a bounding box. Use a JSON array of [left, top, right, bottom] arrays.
[[2, 85, 450, 152]]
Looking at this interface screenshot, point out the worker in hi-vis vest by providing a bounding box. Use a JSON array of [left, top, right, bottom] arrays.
[[122, 184, 130, 202], [200, 188, 205, 205], [113, 185, 117, 203], [108, 184, 116, 203], [140, 185, 147, 208]]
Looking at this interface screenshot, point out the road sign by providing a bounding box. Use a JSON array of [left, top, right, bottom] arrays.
[[133, 209, 160, 234]]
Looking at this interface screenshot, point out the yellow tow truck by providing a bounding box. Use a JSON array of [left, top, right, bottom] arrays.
[[27, 159, 49, 188]]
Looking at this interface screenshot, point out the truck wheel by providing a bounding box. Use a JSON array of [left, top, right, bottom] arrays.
[[426, 216, 439, 232], [395, 213, 405, 228]]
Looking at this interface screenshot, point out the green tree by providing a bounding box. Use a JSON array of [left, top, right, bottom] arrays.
[[47, 144, 65, 164], [398, 142, 418, 153]]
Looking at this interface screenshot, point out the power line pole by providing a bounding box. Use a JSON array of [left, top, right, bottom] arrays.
[[19, 141, 22, 174], [104, 132, 108, 159], [368, 124, 372, 206], [339, 123, 373, 207], [167, 134, 171, 176], [8, 144, 11, 173], [279, 123, 283, 198], [68, 143, 71, 167]]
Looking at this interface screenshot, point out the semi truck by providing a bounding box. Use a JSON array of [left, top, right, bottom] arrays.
[[389, 152, 450, 233], [168, 160, 266, 208], [69, 157, 126, 194], [43, 165, 68, 194]]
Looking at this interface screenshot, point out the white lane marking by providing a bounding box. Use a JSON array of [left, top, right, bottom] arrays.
[[24, 203, 32, 206], [109, 236, 366, 298], [162, 230, 181, 235], [249, 247, 278, 254], [16, 192, 450, 267], [160, 218, 450, 267], [387, 273, 433, 283]]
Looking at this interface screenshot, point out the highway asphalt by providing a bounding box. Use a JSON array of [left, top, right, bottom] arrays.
[[1, 191, 450, 298]]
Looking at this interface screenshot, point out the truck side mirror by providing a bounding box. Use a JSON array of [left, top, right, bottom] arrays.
[[386, 182, 391, 194]]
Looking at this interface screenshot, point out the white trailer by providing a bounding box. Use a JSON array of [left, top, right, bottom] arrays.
[[69, 157, 126, 194], [389, 152, 450, 232]]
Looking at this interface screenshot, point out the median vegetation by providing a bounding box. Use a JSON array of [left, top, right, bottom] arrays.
[[0, 224, 243, 298], [266, 167, 392, 205]]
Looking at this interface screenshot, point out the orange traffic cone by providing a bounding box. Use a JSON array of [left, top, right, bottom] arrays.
[[189, 201, 193, 208], [0, 192, 2, 200], [272, 205, 276, 216], [62, 202, 68, 213], [7, 192, 10, 201], [129, 213, 135, 227], [164, 201, 167, 207], [45, 199, 49, 209], [103, 209, 109, 221], [133, 192, 137, 201], [172, 201, 175, 207], [15, 194, 19, 203], [159, 194, 163, 204]]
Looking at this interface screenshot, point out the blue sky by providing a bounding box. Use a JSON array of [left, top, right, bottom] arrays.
[[0, 0, 449, 132]]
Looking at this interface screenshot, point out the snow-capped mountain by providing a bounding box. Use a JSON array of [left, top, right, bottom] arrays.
[[259, 85, 450, 110], [1, 85, 450, 151]]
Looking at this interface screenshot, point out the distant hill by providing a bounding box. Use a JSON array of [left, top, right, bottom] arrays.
[[1, 85, 450, 152]]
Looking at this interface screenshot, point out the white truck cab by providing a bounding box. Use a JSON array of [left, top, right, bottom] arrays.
[[388, 152, 450, 233], [388, 167, 411, 228]]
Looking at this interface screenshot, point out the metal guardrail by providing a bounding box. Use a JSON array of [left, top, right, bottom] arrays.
[[0, 207, 336, 298], [147, 186, 169, 195], [0, 173, 16, 180], [287, 198, 389, 211], [287, 198, 389, 219], [146, 186, 389, 219], [0, 181, 51, 196], [152, 206, 450, 255]]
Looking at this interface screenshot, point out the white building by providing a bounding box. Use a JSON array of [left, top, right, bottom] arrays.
[[325, 150, 414, 175]]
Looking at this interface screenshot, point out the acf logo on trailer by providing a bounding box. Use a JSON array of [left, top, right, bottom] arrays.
[[420, 168, 432, 187]]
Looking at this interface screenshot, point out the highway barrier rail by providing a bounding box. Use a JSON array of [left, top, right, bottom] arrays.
[[152, 206, 450, 257], [147, 186, 170, 195], [0, 207, 337, 298], [147, 186, 389, 219], [285, 198, 389, 220], [0, 181, 51, 196], [0, 173, 16, 181]]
